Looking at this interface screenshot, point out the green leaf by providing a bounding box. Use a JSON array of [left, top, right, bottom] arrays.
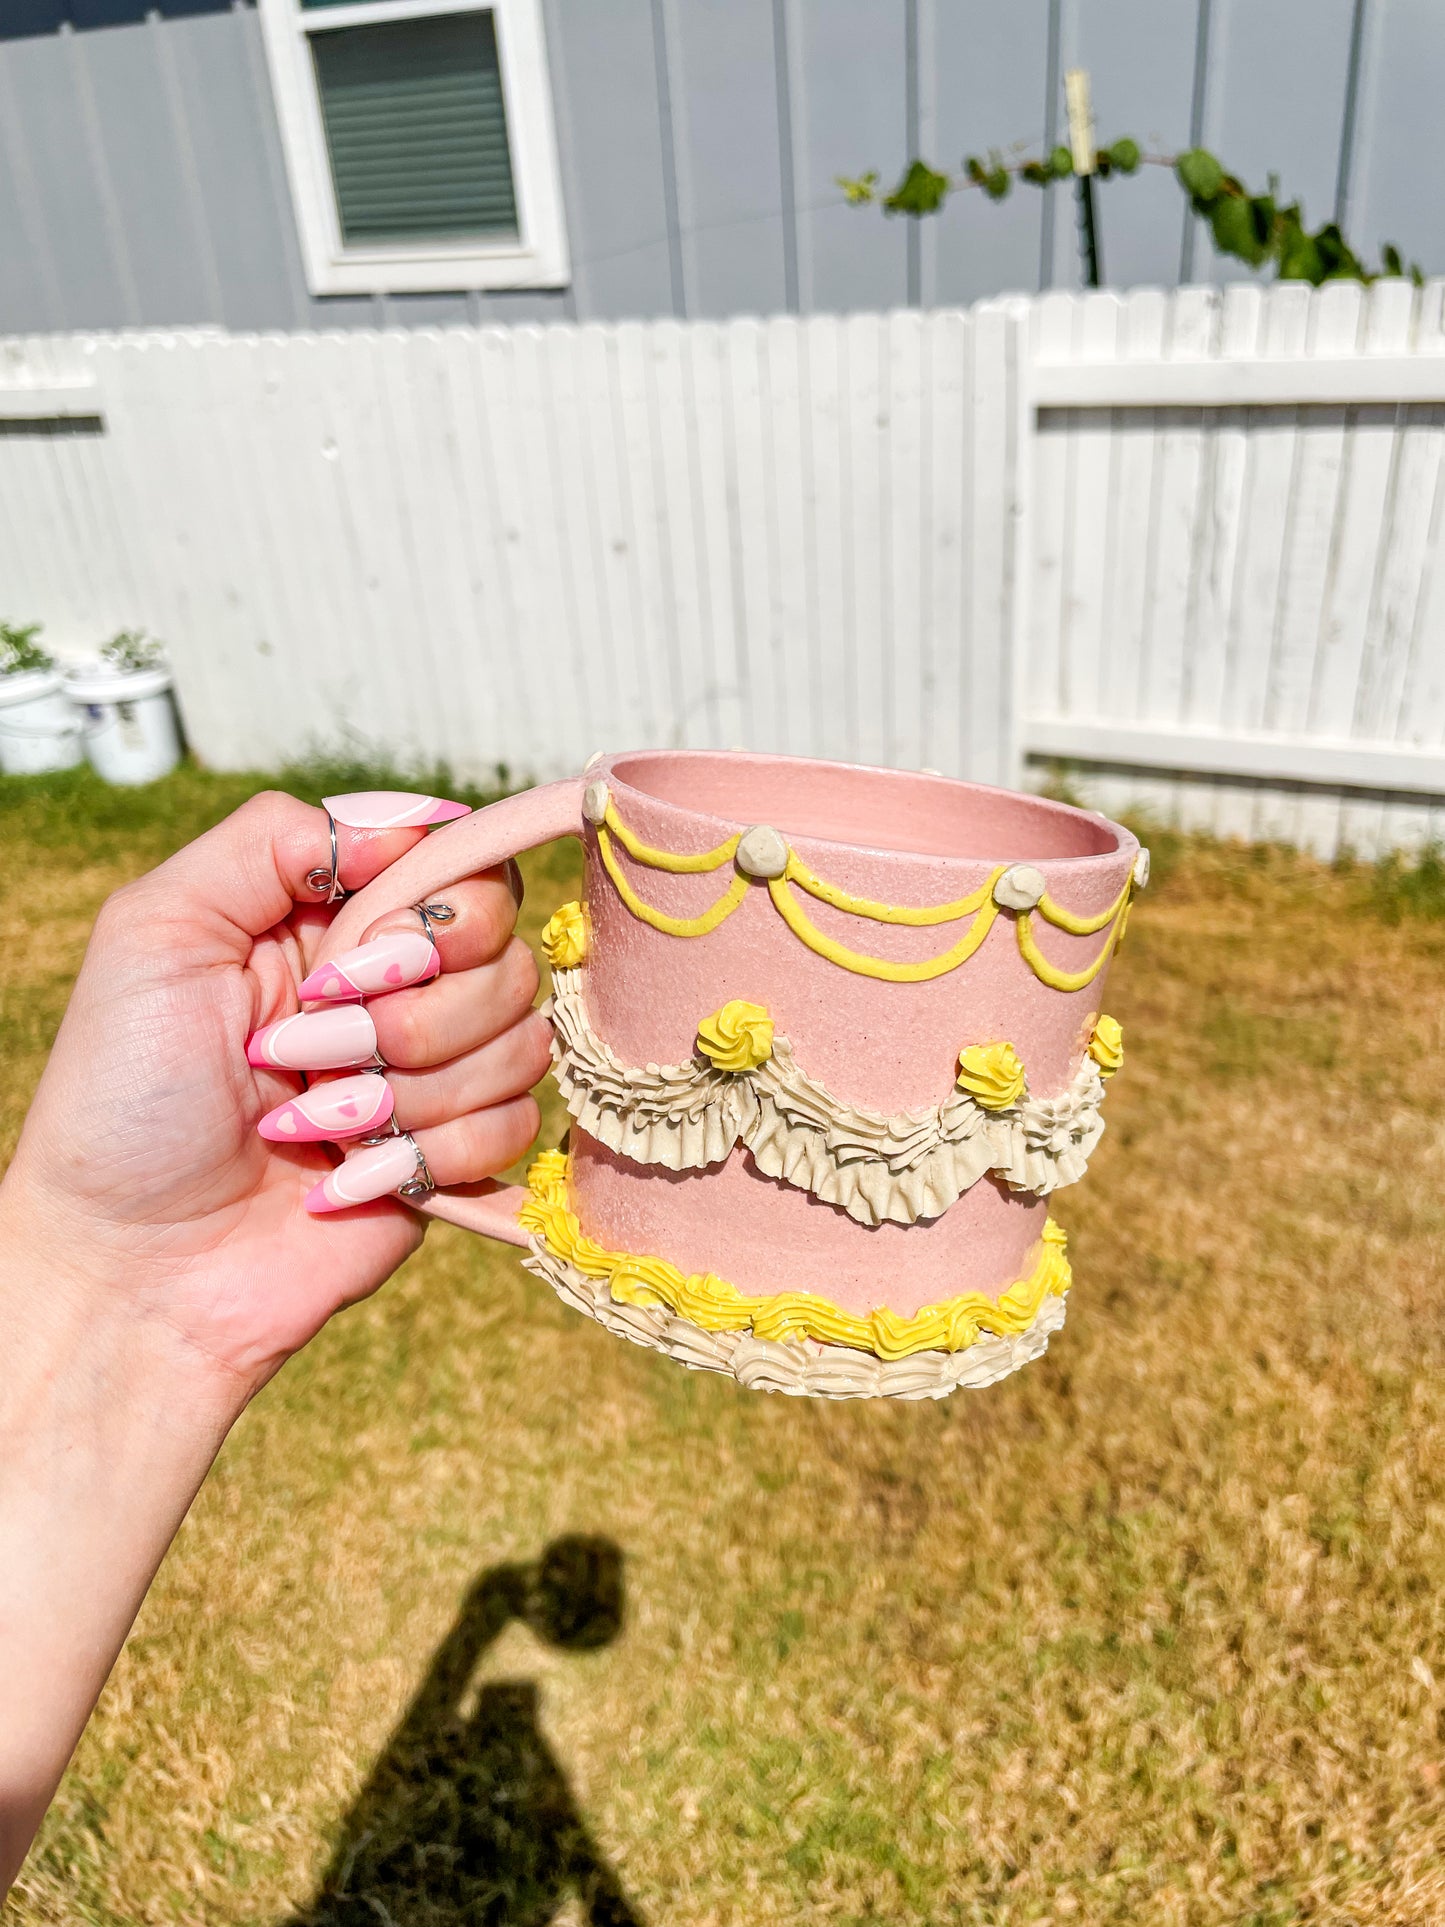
[[1382, 243, 1404, 278], [883, 159, 952, 217], [964, 155, 988, 186], [1094, 150, 1113, 179], [1021, 159, 1052, 186], [1210, 192, 1269, 266], [1109, 137, 1141, 175], [1202, 193, 1263, 265], [1312, 222, 1365, 279], [836, 170, 879, 206], [984, 164, 1011, 201], [1276, 222, 1324, 284], [1177, 147, 1224, 204], [1050, 145, 1074, 180]]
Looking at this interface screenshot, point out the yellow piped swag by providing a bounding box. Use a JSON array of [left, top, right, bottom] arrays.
[[594, 798, 1131, 991], [517, 1154, 1072, 1360]]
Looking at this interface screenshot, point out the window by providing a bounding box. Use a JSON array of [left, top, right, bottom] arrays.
[[258, 0, 569, 295]]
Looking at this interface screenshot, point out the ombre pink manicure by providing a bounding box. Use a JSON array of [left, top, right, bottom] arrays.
[[298, 929, 440, 1003], [305, 1136, 424, 1214], [257, 1073, 394, 1143], [246, 1004, 377, 1071], [324, 791, 470, 830]]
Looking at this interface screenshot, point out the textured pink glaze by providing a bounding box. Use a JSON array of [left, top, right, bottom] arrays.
[[305, 1135, 420, 1213], [572, 1133, 1048, 1315], [319, 756, 1137, 1309], [257, 1072, 394, 1143], [246, 1004, 377, 1071], [584, 753, 1136, 1108], [298, 930, 439, 1002], [324, 790, 470, 829]]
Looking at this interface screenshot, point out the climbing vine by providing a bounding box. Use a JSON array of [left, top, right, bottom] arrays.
[[839, 145, 1421, 286]]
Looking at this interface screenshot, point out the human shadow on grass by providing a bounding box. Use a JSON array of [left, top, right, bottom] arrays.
[[284, 1536, 642, 1926]]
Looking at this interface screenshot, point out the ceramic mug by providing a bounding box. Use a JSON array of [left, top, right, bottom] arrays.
[[323, 751, 1143, 1399]]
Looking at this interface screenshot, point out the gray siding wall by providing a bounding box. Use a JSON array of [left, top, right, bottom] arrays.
[[1, 0, 1442, 337]]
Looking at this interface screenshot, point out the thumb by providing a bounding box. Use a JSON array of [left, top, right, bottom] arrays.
[[137, 789, 470, 952]]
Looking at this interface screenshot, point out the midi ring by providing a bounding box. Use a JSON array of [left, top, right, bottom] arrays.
[[305, 810, 351, 905], [357, 1122, 434, 1199], [414, 899, 455, 947], [395, 1131, 436, 1201]]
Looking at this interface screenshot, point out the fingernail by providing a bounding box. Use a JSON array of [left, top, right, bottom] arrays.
[[504, 858, 525, 909], [257, 1073, 393, 1143], [305, 1136, 422, 1214], [246, 1005, 377, 1071], [298, 930, 439, 1002], [324, 791, 470, 830]]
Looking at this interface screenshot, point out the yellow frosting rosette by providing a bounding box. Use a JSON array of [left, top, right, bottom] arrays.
[[1088, 1014, 1124, 1076], [697, 1000, 774, 1073], [542, 900, 589, 969], [956, 1039, 1026, 1110]]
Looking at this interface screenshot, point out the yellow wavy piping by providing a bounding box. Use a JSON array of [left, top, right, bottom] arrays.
[[597, 826, 750, 937], [518, 1154, 1071, 1360], [1035, 874, 1133, 937], [603, 802, 739, 872], [784, 854, 1005, 926], [1015, 909, 1123, 993], [594, 798, 1132, 990], [768, 876, 1005, 984]]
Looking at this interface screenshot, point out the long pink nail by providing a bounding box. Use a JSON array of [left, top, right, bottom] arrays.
[[324, 791, 469, 830], [257, 1073, 393, 1143], [298, 931, 439, 1002], [305, 1136, 423, 1213], [246, 1005, 377, 1071]]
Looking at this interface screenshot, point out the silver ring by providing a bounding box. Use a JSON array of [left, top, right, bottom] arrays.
[[304, 810, 350, 904], [394, 1131, 436, 1201], [414, 899, 455, 946]]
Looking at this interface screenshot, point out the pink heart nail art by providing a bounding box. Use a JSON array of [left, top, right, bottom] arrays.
[[256, 1072, 393, 1143], [298, 930, 441, 1003]]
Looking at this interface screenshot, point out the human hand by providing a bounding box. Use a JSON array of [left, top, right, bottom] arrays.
[[0, 788, 550, 1404]]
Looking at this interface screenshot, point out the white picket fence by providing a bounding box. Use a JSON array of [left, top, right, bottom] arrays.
[[4, 281, 1445, 858]]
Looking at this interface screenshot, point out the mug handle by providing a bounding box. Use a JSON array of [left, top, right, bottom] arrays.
[[316, 775, 587, 1247]]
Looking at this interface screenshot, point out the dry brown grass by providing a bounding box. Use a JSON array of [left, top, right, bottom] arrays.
[[6, 770, 1445, 1925]]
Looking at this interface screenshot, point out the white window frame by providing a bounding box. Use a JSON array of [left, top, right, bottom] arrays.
[[257, 0, 569, 295]]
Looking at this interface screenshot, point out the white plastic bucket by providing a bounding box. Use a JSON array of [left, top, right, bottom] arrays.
[[63, 662, 182, 786], [0, 668, 85, 775]]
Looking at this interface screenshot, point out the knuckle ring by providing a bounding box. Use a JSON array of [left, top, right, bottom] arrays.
[[305, 809, 351, 904], [357, 1124, 436, 1201], [414, 899, 455, 947], [396, 1131, 436, 1201]]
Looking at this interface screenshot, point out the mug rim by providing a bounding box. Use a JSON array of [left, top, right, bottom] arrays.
[[597, 747, 1137, 873]]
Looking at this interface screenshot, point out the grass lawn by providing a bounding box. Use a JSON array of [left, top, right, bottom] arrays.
[[5, 764, 1445, 1926]]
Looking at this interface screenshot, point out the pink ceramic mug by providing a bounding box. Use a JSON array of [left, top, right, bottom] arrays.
[[323, 751, 1143, 1400]]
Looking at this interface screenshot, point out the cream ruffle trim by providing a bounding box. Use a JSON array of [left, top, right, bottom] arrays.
[[547, 969, 1107, 1226], [523, 1240, 1067, 1401]]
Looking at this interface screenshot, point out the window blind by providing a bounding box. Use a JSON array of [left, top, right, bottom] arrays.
[[310, 12, 519, 245]]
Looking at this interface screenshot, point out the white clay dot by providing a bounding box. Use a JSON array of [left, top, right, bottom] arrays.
[[1133, 846, 1151, 889], [582, 780, 610, 826], [993, 864, 1047, 912], [735, 824, 790, 879]]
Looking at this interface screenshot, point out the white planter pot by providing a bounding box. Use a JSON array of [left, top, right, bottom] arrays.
[[0, 668, 85, 775], [63, 662, 183, 786]]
